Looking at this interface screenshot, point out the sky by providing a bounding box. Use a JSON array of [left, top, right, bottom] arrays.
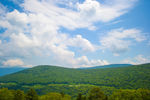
[[0, 0, 150, 68]]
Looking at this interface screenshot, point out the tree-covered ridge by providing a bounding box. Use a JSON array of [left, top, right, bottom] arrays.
[[0, 64, 150, 89]]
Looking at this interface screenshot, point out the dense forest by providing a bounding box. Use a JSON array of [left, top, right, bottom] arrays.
[[0, 87, 150, 100], [0, 63, 150, 99], [0, 64, 150, 89]]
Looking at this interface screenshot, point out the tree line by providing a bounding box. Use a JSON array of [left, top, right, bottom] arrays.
[[0, 87, 150, 100]]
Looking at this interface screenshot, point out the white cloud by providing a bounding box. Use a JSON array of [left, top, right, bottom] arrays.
[[76, 56, 109, 68], [21, 0, 138, 30], [0, 40, 1, 44], [6, 10, 28, 28], [0, 10, 29, 38], [122, 55, 150, 65], [77, 0, 137, 23], [3, 59, 24, 67], [2, 59, 33, 68], [68, 35, 96, 52], [0, 0, 138, 67], [0, 9, 101, 68], [11, 33, 40, 48], [22, 0, 84, 30], [100, 28, 146, 55], [135, 55, 150, 64]]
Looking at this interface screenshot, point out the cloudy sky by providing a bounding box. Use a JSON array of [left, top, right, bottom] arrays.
[[0, 0, 150, 68]]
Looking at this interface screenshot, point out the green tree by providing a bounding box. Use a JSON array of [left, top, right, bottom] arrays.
[[76, 93, 82, 100], [60, 92, 65, 97], [39, 93, 61, 100], [39, 92, 71, 100], [109, 89, 137, 100], [82, 96, 87, 100], [88, 87, 106, 100], [13, 90, 25, 100], [109, 89, 150, 100], [137, 89, 150, 100], [76, 93, 86, 100], [0, 88, 14, 100], [26, 88, 38, 100]]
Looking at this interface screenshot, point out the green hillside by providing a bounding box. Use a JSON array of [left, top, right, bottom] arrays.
[[0, 64, 150, 89]]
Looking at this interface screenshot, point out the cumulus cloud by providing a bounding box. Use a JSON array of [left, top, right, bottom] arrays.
[[67, 35, 96, 52], [100, 28, 146, 55], [122, 55, 150, 65], [0, 9, 102, 68], [11, 33, 40, 48], [76, 56, 109, 68], [0, 0, 139, 67], [3, 59, 24, 67], [2, 59, 33, 68], [77, 0, 137, 23]]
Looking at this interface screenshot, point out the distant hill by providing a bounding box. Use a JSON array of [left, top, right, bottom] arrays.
[[78, 64, 132, 69], [0, 67, 26, 76], [0, 64, 150, 89]]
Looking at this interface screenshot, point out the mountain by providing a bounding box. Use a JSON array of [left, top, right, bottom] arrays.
[[78, 64, 132, 69], [0, 67, 26, 76], [0, 64, 150, 89]]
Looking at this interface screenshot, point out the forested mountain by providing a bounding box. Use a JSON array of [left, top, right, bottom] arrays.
[[0, 63, 150, 89], [0, 67, 26, 76], [0, 64, 130, 76], [78, 64, 132, 69]]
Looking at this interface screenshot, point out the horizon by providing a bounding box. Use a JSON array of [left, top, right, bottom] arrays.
[[0, 0, 150, 68], [0, 62, 148, 69]]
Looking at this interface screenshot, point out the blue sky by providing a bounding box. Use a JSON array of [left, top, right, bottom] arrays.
[[0, 0, 150, 68]]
